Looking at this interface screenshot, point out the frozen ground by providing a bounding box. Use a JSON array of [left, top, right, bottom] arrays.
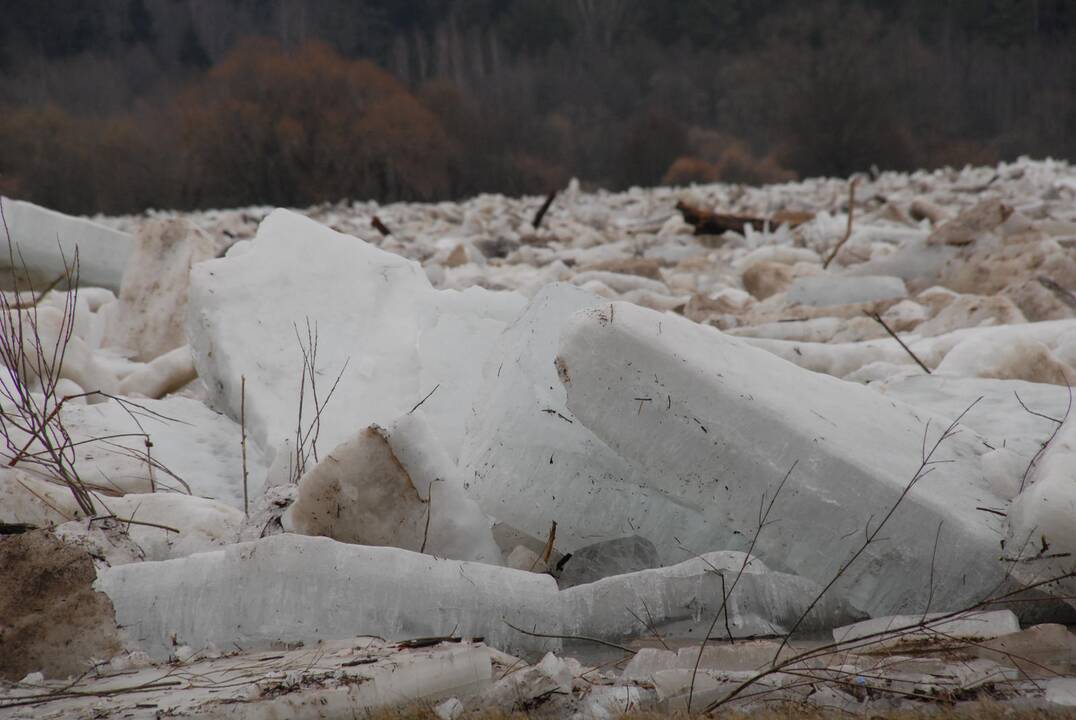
[[3, 158, 1076, 717]]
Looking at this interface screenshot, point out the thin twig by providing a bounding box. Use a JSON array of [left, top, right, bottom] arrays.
[[687, 461, 796, 712], [0, 680, 183, 709], [408, 384, 439, 415], [719, 573, 734, 644], [1014, 390, 1063, 425], [625, 605, 670, 650], [922, 520, 943, 620], [240, 375, 248, 517], [822, 179, 858, 269], [705, 568, 1076, 713], [92, 515, 180, 534], [503, 619, 635, 655], [289, 319, 349, 483], [866, 311, 931, 374], [0, 204, 95, 516], [704, 399, 989, 712], [420, 481, 433, 554], [771, 399, 980, 660], [1019, 380, 1071, 493], [11, 272, 66, 310]]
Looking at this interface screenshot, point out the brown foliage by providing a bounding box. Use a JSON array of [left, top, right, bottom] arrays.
[[662, 156, 719, 186], [178, 38, 455, 207], [0, 39, 457, 213], [663, 130, 796, 187]]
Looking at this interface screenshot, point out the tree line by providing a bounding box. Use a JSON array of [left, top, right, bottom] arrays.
[[1, 0, 1074, 214]]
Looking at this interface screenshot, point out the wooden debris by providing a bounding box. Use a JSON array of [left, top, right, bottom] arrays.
[[927, 198, 1012, 247], [371, 216, 392, 236], [676, 201, 813, 237], [532, 190, 557, 229]]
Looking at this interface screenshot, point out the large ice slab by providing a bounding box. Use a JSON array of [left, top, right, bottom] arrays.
[[0, 196, 132, 291], [187, 209, 526, 466], [555, 302, 1008, 616], [97, 534, 563, 658], [95, 535, 862, 660]]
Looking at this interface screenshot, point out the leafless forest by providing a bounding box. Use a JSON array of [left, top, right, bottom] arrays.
[[2, 0, 1075, 214]]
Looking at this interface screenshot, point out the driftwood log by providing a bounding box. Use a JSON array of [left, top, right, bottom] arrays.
[[676, 201, 813, 236]]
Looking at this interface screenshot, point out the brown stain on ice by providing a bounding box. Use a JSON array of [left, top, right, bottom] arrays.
[[0, 530, 123, 680], [287, 425, 428, 551]]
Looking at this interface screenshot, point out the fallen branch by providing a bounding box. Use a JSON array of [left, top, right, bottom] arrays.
[[676, 201, 765, 236]]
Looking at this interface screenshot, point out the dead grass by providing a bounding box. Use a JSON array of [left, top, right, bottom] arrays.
[[362, 699, 1075, 720]]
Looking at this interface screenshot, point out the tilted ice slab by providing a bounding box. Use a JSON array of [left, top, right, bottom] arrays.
[[188, 209, 525, 466], [555, 302, 1008, 616], [96, 534, 863, 659], [0, 196, 132, 291]]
